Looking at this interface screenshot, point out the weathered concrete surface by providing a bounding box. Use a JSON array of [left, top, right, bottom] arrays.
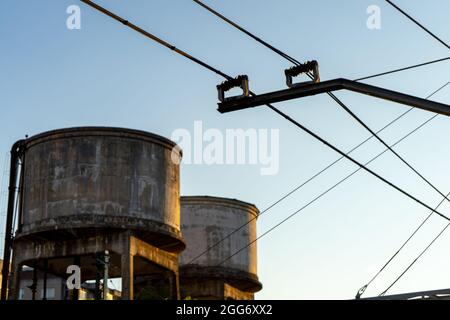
[[181, 278, 254, 300], [179, 196, 262, 296], [8, 231, 180, 300], [19, 127, 184, 252]]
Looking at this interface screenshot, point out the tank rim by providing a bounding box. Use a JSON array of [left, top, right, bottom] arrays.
[[16, 214, 186, 253], [181, 195, 259, 217], [180, 265, 263, 293], [23, 126, 181, 156]]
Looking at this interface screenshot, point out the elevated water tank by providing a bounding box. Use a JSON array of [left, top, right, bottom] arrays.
[[179, 196, 262, 296], [17, 127, 184, 252]]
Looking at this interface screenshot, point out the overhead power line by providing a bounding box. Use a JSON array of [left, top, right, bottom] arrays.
[[380, 212, 450, 296], [192, 1, 450, 291], [195, 0, 450, 295], [267, 104, 450, 221], [213, 82, 450, 268], [190, 0, 450, 263], [192, 0, 450, 207], [216, 97, 450, 267], [354, 57, 450, 82], [380, 2, 450, 295], [81, 0, 450, 276], [356, 84, 450, 300], [111, 0, 450, 267], [192, 0, 300, 66], [358, 186, 450, 298], [193, 0, 450, 82], [385, 0, 450, 50], [80, 0, 231, 81], [361, 0, 450, 296], [188, 81, 450, 266]]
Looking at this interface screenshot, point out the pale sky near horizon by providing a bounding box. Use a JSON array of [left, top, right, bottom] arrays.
[[1, 0, 450, 299]]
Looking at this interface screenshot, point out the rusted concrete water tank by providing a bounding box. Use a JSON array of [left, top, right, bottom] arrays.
[[179, 196, 262, 299], [17, 127, 184, 252]]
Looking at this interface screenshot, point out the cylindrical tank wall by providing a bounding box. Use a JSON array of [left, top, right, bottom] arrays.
[[18, 127, 184, 251], [179, 196, 261, 292]]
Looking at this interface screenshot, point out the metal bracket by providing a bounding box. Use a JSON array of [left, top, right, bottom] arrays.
[[217, 78, 450, 116], [285, 60, 320, 88], [217, 75, 250, 102]]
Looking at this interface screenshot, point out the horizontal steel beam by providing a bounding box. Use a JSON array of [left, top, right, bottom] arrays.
[[217, 78, 450, 116], [362, 288, 450, 300]]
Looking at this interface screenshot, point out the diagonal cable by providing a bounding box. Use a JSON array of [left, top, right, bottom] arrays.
[[216, 108, 448, 267], [357, 188, 450, 298], [380, 217, 450, 296], [385, 0, 450, 50], [187, 81, 450, 265], [80, 0, 450, 275], [193, 0, 450, 207], [354, 57, 450, 82]]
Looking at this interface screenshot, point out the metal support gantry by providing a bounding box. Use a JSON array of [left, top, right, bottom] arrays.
[[216, 61, 450, 117]]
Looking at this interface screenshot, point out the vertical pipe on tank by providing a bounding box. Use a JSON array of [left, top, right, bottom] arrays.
[[16, 147, 26, 235], [42, 259, 48, 300], [103, 250, 109, 300], [1, 139, 25, 300]]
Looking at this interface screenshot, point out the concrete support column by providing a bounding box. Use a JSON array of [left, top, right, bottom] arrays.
[[42, 259, 48, 300], [8, 259, 21, 300], [72, 256, 80, 301], [121, 253, 134, 300], [8, 232, 180, 300], [170, 272, 180, 300], [31, 266, 37, 300]]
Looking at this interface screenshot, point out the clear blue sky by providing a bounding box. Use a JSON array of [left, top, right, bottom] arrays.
[[1, 0, 450, 299]]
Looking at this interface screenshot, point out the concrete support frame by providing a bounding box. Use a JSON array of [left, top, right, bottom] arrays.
[[121, 253, 134, 300], [8, 256, 21, 300], [180, 278, 254, 300], [8, 231, 180, 300]]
